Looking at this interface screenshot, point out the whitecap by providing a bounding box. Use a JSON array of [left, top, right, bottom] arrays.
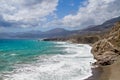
[[2, 42, 95, 80]]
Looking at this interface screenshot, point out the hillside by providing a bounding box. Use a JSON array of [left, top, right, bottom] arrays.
[[82, 16, 120, 31], [91, 22, 120, 80], [92, 22, 120, 66]]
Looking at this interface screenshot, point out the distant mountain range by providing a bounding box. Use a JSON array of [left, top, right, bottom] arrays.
[[82, 16, 120, 31], [0, 16, 120, 39], [13, 28, 75, 39]]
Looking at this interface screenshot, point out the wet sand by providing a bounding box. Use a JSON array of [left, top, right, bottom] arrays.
[[85, 67, 102, 80]]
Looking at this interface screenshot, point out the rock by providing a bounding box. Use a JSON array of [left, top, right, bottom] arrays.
[[92, 22, 120, 66], [92, 39, 119, 66], [69, 35, 100, 44]]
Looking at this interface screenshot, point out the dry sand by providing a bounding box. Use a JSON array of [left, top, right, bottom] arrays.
[[85, 57, 120, 80], [100, 57, 120, 80]]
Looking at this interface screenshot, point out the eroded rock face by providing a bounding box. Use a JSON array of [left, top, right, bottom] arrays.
[[92, 22, 120, 66]]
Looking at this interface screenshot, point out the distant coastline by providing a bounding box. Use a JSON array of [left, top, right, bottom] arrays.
[[41, 21, 120, 80]]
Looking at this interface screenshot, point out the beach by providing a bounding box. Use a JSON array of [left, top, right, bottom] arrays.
[[85, 67, 102, 80]]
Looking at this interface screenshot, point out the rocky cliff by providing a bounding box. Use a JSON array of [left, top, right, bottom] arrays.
[[91, 21, 120, 80], [92, 22, 120, 66]]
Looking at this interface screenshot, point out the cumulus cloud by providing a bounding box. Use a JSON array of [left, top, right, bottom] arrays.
[[0, 0, 58, 27], [52, 0, 120, 28], [0, 0, 120, 30]]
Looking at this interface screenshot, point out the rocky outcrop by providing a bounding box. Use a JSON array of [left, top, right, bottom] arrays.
[[92, 22, 120, 66], [68, 35, 100, 44]]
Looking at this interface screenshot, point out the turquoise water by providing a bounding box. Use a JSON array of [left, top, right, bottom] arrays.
[[0, 39, 60, 72], [0, 39, 95, 80]]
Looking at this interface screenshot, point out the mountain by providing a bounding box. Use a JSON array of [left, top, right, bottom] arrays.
[[11, 28, 75, 39], [82, 16, 120, 31], [45, 28, 67, 33], [0, 16, 120, 39], [40, 16, 120, 42], [42, 28, 73, 38]]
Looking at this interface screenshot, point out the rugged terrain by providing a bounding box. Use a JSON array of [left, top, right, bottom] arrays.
[[91, 22, 120, 80]]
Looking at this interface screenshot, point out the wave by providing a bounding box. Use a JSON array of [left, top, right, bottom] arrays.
[[1, 42, 95, 80]]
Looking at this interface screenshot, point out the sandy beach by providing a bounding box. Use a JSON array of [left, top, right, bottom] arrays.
[[85, 67, 102, 80], [85, 57, 120, 80]]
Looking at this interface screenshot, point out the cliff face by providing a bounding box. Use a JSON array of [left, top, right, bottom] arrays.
[[92, 22, 120, 66]]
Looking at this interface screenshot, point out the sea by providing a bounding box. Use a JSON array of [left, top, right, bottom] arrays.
[[0, 39, 95, 80]]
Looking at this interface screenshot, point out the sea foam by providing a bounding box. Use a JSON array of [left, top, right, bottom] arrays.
[[2, 42, 95, 80]]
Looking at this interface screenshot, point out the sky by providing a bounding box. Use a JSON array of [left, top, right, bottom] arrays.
[[0, 0, 120, 32]]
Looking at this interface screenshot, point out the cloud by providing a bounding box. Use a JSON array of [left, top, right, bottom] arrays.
[[0, 0, 58, 28], [0, 16, 13, 27], [51, 0, 120, 29], [1, 0, 120, 30]]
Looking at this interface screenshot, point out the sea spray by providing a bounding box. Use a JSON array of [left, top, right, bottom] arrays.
[[0, 40, 95, 80]]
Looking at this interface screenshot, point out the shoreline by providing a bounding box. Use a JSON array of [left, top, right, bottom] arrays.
[[84, 44, 102, 80], [37, 41, 114, 80], [40, 40, 102, 80], [84, 67, 102, 80], [39, 21, 120, 80], [63, 41, 101, 80], [55, 41, 101, 80]]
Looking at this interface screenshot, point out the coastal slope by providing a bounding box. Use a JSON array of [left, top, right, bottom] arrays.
[[91, 22, 120, 80]]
